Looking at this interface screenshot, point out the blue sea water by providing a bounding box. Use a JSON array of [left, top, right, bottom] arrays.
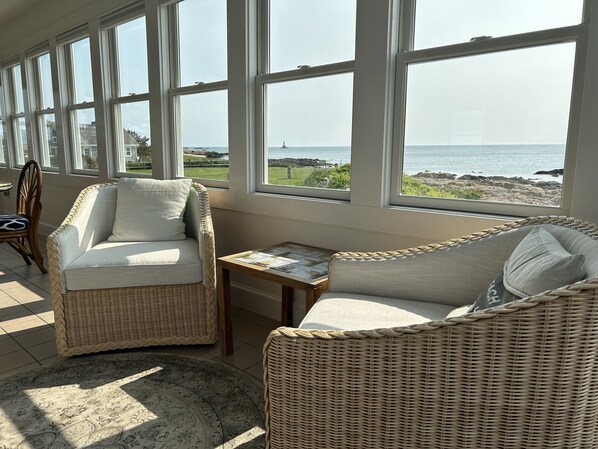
[[267, 144, 565, 182]]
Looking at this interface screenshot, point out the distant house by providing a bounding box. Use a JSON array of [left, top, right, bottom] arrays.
[[45, 122, 139, 165]]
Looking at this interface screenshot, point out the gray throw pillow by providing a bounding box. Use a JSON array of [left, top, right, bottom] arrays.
[[469, 226, 586, 313], [503, 226, 585, 298], [468, 271, 520, 313]]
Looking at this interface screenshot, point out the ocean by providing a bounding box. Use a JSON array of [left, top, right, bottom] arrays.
[[266, 144, 565, 182]]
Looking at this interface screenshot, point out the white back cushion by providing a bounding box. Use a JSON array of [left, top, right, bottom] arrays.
[[109, 178, 192, 242]]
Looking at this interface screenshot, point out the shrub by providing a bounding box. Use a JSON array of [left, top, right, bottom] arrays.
[[304, 164, 351, 189], [402, 174, 483, 199]]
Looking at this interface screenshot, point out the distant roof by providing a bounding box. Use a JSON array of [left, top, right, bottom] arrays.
[[46, 121, 139, 146]]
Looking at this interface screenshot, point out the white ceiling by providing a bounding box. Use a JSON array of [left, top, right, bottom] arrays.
[[0, 0, 42, 26]]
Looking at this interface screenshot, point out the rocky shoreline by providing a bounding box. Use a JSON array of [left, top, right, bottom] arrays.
[[411, 172, 562, 206]]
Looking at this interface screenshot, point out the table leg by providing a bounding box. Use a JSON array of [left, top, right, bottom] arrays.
[[217, 263, 233, 355], [281, 285, 293, 326], [305, 285, 325, 312]]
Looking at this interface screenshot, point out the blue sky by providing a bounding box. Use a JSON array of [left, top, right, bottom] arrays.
[[74, 0, 583, 148]]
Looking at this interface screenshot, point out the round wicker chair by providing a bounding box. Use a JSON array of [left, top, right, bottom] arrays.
[[47, 182, 217, 356], [264, 216, 598, 449]]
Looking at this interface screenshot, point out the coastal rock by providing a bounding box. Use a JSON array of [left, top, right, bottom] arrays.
[[534, 168, 563, 176], [411, 172, 562, 207], [268, 158, 331, 168], [414, 172, 456, 180]]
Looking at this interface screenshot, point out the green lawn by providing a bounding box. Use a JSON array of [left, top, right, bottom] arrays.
[[129, 166, 318, 186], [125, 166, 481, 199], [184, 166, 318, 185], [266, 167, 317, 186]]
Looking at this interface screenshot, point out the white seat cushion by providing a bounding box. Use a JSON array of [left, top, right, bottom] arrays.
[[64, 239, 202, 291], [299, 292, 462, 331]]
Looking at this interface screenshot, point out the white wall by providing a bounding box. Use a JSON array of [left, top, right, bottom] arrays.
[[2, 0, 598, 323]]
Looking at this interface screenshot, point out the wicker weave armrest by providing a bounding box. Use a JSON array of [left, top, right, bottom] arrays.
[[47, 183, 116, 293], [188, 182, 216, 291], [264, 280, 598, 449]]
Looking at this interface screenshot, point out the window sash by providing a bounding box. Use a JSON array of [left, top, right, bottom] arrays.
[[104, 10, 151, 178], [60, 34, 99, 174], [67, 105, 98, 173], [0, 120, 6, 166], [167, 0, 229, 186], [388, 3, 588, 216], [170, 88, 229, 185], [8, 65, 24, 115], [170, 83, 229, 182], [29, 49, 58, 169], [255, 0, 356, 200], [256, 67, 354, 201], [11, 116, 27, 166], [36, 111, 58, 170], [110, 96, 151, 175]]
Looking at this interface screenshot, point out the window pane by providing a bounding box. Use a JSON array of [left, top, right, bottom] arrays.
[[269, 0, 356, 72], [38, 53, 54, 109], [12, 65, 24, 113], [179, 90, 228, 180], [178, 0, 227, 85], [117, 101, 151, 174], [71, 38, 94, 103], [14, 117, 28, 165], [72, 108, 98, 170], [401, 44, 575, 207], [265, 73, 353, 190], [39, 113, 58, 168], [414, 0, 583, 50], [116, 17, 149, 96]]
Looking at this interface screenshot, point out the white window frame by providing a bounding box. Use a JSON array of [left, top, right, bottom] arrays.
[[28, 47, 58, 171], [165, 0, 229, 188], [60, 32, 98, 175], [4, 62, 28, 167], [389, 0, 589, 217], [255, 0, 355, 201], [0, 76, 7, 166], [102, 5, 150, 177]]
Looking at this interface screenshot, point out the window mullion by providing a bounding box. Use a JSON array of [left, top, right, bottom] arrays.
[[108, 28, 120, 98], [258, 0, 270, 75], [398, 0, 415, 53], [168, 4, 180, 89]]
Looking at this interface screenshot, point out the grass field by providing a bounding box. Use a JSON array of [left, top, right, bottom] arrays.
[[128, 166, 318, 186], [126, 165, 482, 199]]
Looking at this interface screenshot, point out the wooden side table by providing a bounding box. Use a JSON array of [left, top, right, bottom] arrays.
[[217, 242, 334, 355]]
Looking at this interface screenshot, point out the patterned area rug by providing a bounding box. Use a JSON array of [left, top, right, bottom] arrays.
[[0, 353, 265, 448]]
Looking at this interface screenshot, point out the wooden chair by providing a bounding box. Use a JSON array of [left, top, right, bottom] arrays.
[[0, 160, 46, 273]]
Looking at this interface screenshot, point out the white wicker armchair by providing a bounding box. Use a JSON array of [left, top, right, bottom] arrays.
[[48, 182, 217, 356], [264, 216, 598, 449]]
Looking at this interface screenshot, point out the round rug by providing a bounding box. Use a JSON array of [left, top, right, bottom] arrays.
[[0, 353, 265, 448]]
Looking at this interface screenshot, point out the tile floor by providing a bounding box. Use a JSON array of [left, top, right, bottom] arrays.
[[0, 240, 279, 382]]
